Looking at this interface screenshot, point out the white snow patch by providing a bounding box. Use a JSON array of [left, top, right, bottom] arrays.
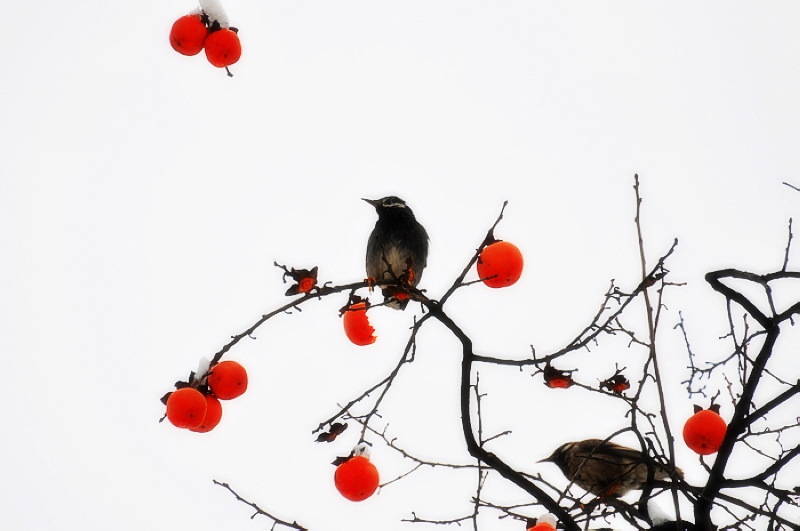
[[198, 0, 230, 28]]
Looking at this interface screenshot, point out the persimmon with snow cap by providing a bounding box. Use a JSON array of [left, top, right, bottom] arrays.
[[477, 240, 523, 288], [334, 444, 380, 501]]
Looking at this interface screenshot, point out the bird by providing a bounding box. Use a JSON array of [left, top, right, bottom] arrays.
[[539, 439, 683, 498], [364, 196, 429, 309]]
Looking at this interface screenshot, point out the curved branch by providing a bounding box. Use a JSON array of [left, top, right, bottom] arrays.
[[439, 201, 508, 306], [424, 301, 580, 531], [213, 480, 306, 530], [695, 325, 781, 527], [704, 269, 800, 328]]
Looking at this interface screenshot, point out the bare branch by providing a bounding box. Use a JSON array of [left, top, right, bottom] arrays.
[[213, 480, 307, 530]]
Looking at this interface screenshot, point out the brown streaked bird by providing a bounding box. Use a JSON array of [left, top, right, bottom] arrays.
[[539, 439, 683, 498]]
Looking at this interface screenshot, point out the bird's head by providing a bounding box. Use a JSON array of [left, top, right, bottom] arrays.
[[538, 442, 573, 475], [363, 196, 408, 211]]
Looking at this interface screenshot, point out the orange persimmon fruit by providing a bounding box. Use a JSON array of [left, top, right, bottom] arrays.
[[477, 240, 523, 288], [343, 302, 376, 346], [170, 14, 208, 56], [334, 456, 380, 501], [190, 393, 223, 433], [208, 360, 248, 400], [527, 513, 557, 531], [166, 387, 207, 429], [683, 408, 727, 455], [204, 28, 241, 68]]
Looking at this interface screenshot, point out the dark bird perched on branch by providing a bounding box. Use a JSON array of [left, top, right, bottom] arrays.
[[364, 196, 429, 309], [539, 439, 683, 498]]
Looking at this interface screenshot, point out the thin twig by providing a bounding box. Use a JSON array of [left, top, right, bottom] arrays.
[[213, 480, 307, 530], [782, 218, 793, 272], [632, 174, 682, 521]]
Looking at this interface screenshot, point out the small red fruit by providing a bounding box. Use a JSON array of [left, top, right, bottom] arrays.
[[170, 14, 208, 56], [190, 394, 223, 433], [208, 360, 248, 400], [477, 240, 524, 288], [343, 302, 376, 346], [543, 365, 573, 389], [334, 456, 380, 501], [683, 408, 727, 455], [166, 387, 207, 429], [601, 374, 630, 395], [204, 28, 242, 68], [298, 276, 315, 294], [547, 377, 571, 389]]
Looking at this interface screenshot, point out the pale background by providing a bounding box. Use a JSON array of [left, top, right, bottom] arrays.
[[1, 1, 799, 530]]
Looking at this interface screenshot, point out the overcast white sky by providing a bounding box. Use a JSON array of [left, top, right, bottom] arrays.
[[2, 2, 799, 530]]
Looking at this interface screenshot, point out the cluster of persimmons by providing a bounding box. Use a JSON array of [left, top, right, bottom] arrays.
[[170, 12, 241, 70]]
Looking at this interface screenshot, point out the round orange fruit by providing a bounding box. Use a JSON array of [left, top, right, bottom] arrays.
[[205, 28, 241, 68], [190, 393, 223, 433], [208, 360, 248, 400], [334, 455, 380, 501], [477, 240, 523, 288], [170, 14, 208, 56], [683, 408, 727, 455], [166, 387, 207, 429]]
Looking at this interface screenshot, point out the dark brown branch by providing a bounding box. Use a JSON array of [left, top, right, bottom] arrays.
[[402, 512, 474, 526], [210, 275, 436, 366], [744, 381, 800, 428], [633, 174, 682, 521], [695, 325, 781, 528], [346, 412, 479, 472], [782, 218, 793, 272], [210, 280, 370, 365], [313, 312, 433, 436], [439, 201, 508, 306], [698, 267, 800, 529], [213, 480, 306, 530], [721, 443, 800, 488], [704, 270, 800, 328], [423, 301, 580, 531], [680, 479, 800, 529], [471, 241, 677, 368]]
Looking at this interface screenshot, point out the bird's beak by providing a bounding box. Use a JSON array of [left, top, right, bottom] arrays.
[[538, 452, 557, 463], [362, 198, 380, 207]]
